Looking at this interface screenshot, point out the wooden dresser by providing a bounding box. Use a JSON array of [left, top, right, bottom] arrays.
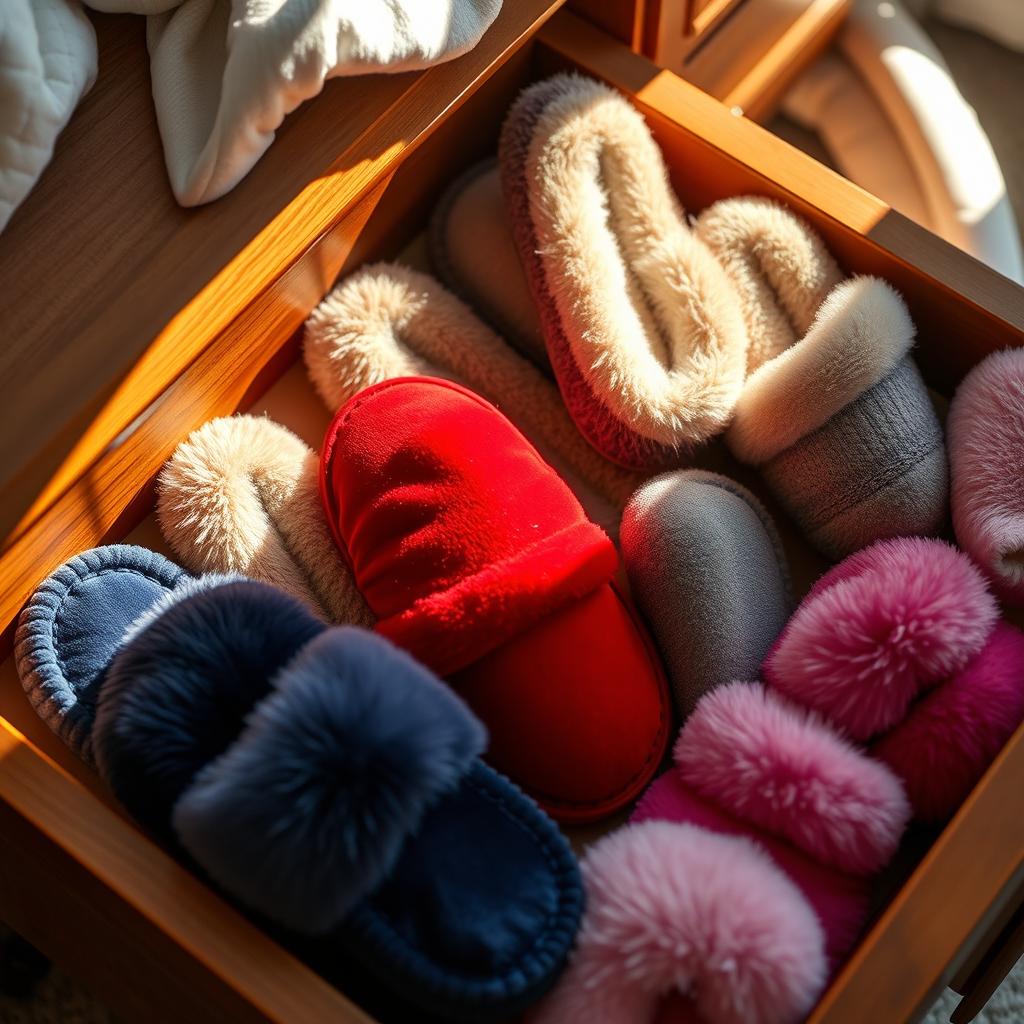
[[0, 3, 1022, 1021]]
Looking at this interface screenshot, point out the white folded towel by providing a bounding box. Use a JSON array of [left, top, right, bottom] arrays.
[[86, 0, 503, 205]]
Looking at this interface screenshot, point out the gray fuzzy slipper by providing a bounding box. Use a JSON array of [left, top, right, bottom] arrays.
[[697, 197, 949, 559], [620, 470, 793, 718]]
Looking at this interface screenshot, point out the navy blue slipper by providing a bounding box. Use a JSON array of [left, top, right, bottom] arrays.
[[16, 545, 583, 1021]]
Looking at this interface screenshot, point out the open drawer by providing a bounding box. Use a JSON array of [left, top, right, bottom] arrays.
[[1, 7, 1023, 1024]]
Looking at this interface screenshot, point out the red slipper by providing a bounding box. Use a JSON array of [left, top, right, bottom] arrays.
[[320, 376, 671, 822]]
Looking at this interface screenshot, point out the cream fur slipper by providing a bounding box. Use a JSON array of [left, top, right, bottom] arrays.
[[499, 73, 749, 472], [697, 197, 949, 560], [303, 262, 641, 526], [157, 415, 372, 626], [429, 159, 548, 370]]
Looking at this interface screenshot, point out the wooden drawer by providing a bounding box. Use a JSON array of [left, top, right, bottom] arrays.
[[2, 7, 1024, 1024]]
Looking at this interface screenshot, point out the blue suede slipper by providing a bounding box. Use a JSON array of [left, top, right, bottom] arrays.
[[16, 545, 583, 1021]]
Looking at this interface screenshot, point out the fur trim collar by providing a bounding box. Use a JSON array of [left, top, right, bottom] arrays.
[[727, 276, 917, 464], [516, 74, 748, 451]]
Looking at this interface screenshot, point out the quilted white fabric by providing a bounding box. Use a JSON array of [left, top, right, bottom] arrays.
[[0, 0, 97, 232], [84, 0, 503, 205]]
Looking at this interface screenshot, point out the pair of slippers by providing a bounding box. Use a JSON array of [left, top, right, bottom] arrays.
[[764, 535, 1024, 821], [162, 377, 673, 825], [531, 681, 911, 1024], [433, 72, 949, 559], [15, 546, 583, 1021]]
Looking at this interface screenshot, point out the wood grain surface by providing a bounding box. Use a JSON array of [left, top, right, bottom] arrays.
[[0, 0, 567, 549]]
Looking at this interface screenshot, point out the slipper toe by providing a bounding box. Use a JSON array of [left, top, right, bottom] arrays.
[[173, 626, 487, 934], [320, 376, 671, 821], [528, 820, 826, 1024], [15, 545, 190, 763], [621, 470, 793, 719], [873, 621, 1024, 821]]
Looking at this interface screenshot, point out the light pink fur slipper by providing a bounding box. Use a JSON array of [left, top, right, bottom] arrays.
[[948, 348, 1024, 604], [696, 197, 948, 559], [303, 262, 640, 529], [499, 74, 749, 472], [632, 768, 872, 969], [763, 537, 998, 741], [528, 820, 827, 1024]]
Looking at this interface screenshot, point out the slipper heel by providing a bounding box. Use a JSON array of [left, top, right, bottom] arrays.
[[157, 415, 372, 625], [698, 197, 949, 560]]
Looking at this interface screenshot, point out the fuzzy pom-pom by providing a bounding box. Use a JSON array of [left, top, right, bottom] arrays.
[[949, 348, 1024, 605], [527, 820, 826, 1024], [874, 622, 1024, 822], [173, 627, 487, 934], [764, 537, 998, 740], [677, 683, 909, 875], [93, 580, 325, 839]]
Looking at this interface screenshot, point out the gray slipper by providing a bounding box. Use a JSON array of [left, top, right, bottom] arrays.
[[620, 470, 793, 719], [697, 197, 949, 560], [428, 159, 548, 370]]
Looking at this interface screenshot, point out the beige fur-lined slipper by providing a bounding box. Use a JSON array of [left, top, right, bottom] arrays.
[[157, 415, 373, 626], [499, 73, 749, 472], [429, 159, 548, 371], [696, 197, 949, 560], [303, 262, 642, 527]]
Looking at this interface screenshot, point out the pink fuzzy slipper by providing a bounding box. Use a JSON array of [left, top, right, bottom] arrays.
[[633, 770, 872, 969], [873, 621, 1024, 821], [948, 348, 1024, 604], [675, 683, 909, 875], [763, 537, 999, 741], [499, 74, 749, 471], [527, 821, 827, 1024]]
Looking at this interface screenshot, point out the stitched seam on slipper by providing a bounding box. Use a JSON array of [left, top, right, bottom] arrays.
[[51, 567, 175, 709], [352, 771, 579, 1000]]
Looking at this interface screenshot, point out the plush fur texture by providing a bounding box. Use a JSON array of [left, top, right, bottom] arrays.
[[632, 771, 873, 970], [173, 627, 486, 934], [157, 415, 372, 626], [948, 348, 1024, 604], [764, 537, 999, 740], [677, 683, 910, 875], [874, 621, 1024, 822], [501, 74, 749, 470], [322, 376, 670, 822], [726, 276, 917, 465], [93, 580, 326, 840], [527, 821, 827, 1024], [303, 262, 639, 521], [696, 196, 844, 374]]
